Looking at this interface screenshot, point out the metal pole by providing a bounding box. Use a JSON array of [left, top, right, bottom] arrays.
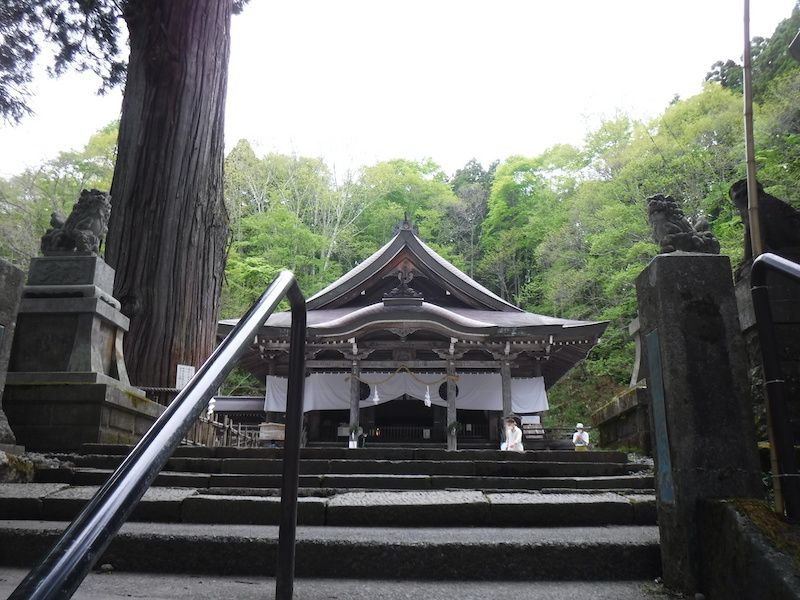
[[752, 254, 800, 521], [10, 271, 302, 600], [743, 0, 764, 258], [275, 281, 307, 600]]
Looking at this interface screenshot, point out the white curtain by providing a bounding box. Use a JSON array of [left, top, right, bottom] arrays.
[[265, 372, 548, 413]]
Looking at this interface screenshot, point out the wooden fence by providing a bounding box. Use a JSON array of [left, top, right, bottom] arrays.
[[183, 415, 261, 448]]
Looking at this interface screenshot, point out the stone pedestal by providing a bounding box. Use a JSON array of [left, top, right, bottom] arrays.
[[0, 259, 25, 452], [635, 253, 762, 594], [4, 255, 164, 451]]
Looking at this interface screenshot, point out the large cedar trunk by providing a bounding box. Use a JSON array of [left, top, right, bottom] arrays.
[[106, 0, 231, 388]]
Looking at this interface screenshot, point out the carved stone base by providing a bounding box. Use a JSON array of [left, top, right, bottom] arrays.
[[2, 372, 163, 451]]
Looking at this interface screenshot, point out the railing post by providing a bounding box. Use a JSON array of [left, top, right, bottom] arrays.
[[9, 271, 304, 600], [275, 281, 307, 600], [752, 253, 800, 521]]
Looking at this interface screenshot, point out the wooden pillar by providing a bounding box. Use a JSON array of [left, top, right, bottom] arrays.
[[350, 361, 360, 430], [501, 360, 512, 417], [447, 360, 457, 451]]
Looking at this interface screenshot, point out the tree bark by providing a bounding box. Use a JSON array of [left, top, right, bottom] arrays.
[[107, 0, 231, 388]]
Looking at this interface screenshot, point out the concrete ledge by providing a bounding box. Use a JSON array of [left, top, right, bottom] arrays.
[[3, 381, 162, 451], [40, 486, 197, 522], [0, 483, 68, 519], [321, 474, 432, 490], [700, 500, 800, 600], [327, 491, 489, 526], [487, 492, 635, 526], [182, 495, 326, 525]]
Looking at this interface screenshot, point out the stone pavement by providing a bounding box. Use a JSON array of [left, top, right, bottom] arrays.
[[0, 568, 666, 599]]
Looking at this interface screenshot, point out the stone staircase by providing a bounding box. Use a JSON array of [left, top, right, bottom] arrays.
[[0, 444, 660, 583]]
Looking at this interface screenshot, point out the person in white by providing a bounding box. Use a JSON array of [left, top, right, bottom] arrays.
[[573, 422, 589, 451], [503, 416, 524, 453]]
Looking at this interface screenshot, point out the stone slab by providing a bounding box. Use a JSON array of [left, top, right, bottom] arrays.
[[326, 490, 489, 526], [33, 467, 74, 484], [629, 495, 658, 525], [0, 569, 667, 600], [166, 457, 222, 474], [430, 475, 561, 490], [486, 492, 635, 526], [182, 494, 326, 525], [575, 476, 654, 490], [321, 474, 431, 490], [472, 461, 627, 477], [0, 520, 661, 579], [0, 483, 68, 518], [41, 486, 197, 522], [171, 445, 214, 458], [209, 473, 305, 488], [220, 458, 287, 474]]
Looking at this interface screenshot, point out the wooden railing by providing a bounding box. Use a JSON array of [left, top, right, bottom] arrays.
[[183, 415, 261, 448]]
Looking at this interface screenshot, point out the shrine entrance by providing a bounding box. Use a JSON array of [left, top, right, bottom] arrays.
[[374, 395, 435, 427], [221, 219, 607, 449]]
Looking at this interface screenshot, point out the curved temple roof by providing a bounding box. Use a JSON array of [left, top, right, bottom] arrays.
[[307, 224, 522, 312], [219, 221, 608, 388]]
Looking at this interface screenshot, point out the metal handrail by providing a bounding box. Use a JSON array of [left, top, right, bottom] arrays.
[[751, 252, 800, 522], [10, 271, 307, 600]]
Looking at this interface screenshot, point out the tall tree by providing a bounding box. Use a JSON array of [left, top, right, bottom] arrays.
[[1, 1, 244, 388], [106, 1, 233, 388]]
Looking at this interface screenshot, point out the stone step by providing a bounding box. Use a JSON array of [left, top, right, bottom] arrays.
[[0, 520, 661, 580], [71, 454, 646, 477], [0, 568, 665, 600], [36, 467, 654, 492], [0, 484, 657, 526], [78, 443, 629, 463]]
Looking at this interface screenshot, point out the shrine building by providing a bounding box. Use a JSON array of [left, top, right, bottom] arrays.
[[217, 220, 607, 446]]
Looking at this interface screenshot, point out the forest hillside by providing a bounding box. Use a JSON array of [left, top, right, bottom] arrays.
[[2, 5, 800, 425]]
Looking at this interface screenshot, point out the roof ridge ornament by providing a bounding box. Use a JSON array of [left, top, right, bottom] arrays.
[[393, 213, 418, 235], [383, 268, 424, 305]]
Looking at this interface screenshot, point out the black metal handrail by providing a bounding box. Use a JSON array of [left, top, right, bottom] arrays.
[[10, 271, 307, 600], [751, 252, 800, 522]]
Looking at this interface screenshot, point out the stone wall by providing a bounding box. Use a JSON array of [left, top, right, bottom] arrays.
[[0, 259, 25, 448], [591, 386, 650, 453]]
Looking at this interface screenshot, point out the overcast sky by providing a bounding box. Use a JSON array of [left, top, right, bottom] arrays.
[[0, 0, 797, 178]]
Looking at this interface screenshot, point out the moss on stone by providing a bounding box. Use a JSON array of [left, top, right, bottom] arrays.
[[734, 498, 800, 568], [0, 450, 35, 483]]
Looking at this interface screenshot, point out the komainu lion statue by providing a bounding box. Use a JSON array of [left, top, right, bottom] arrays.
[[41, 189, 111, 256], [729, 179, 800, 262], [647, 194, 720, 255]]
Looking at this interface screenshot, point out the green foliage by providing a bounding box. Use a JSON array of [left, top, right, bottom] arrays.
[[219, 366, 264, 396], [705, 3, 800, 99], [0, 1, 126, 123], [0, 121, 118, 267], [5, 3, 800, 427]]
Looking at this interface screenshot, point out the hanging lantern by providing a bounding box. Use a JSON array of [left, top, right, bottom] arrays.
[[372, 385, 380, 404], [423, 385, 431, 408]]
